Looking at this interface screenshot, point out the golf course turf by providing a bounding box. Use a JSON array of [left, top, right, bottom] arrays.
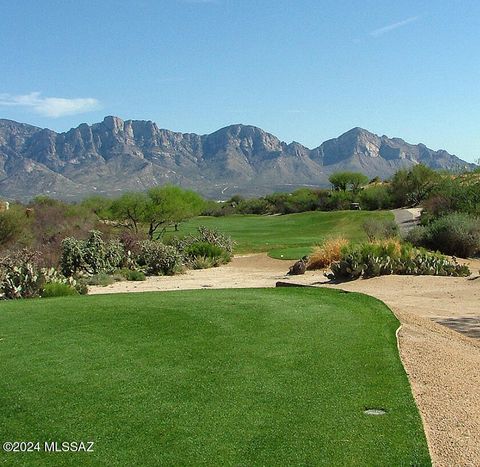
[[169, 210, 394, 259], [0, 288, 430, 466]]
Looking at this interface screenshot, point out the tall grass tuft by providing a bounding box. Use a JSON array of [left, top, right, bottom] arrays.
[[307, 237, 349, 270]]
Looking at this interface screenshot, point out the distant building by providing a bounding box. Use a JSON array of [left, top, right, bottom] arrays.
[[0, 201, 10, 212]]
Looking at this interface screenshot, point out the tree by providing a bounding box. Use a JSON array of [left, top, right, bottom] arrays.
[[329, 172, 351, 191], [0, 207, 29, 247], [349, 172, 369, 193], [110, 192, 149, 233], [145, 186, 205, 239], [328, 172, 369, 193], [389, 164, 438, 207], [80, 195, 113, 219]]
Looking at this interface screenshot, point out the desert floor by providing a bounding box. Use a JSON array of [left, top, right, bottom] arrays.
[[90, 254, 480, 466]]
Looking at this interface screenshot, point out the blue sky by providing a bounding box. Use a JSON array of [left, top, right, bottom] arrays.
[[1, 0, 479, 162]]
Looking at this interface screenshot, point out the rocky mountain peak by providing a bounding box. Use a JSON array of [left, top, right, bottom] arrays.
[[0, 117, 475, 201]]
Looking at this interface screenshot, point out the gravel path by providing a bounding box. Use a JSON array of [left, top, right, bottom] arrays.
[[391, 207, 422, 234]]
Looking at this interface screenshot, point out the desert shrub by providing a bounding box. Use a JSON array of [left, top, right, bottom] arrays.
[[115, 268, 146, 281], [0, 207, 30, 247], [404, 226, 428, 246], [168, 227, 234, 266], [420, 195, 453, 223], [189, 256, 217, 270], [325, 191, 355, 211], [82, 230, 108, 274], [425, 177, 480, 218], [196, 226, 235, 254], [118, 230, 145, 255], [421, 213, 480, 258], [0, 250, 45, 299], [185, 241, 224, 258], [42, 282, 79, 298], [363, 218, 399, 241], [28, 196, 102, 267], [358, 185, 394, 210], [104, 239, 125, 271], [307, 237, 349, 270], [137, 241, 182, 275], [81, 272, 116, 287], [60, 237, 85, 276], [60, 230, 125, 277], [237, 198, 271, 215], [389, 165, 439, 207], [184, 241, 231, 266], [125, 270, 146, 281], [74, 282, 89, 295], [327, 240, 470, 280]]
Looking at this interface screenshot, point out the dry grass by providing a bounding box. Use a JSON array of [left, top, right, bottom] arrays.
[[372, 238, 403, 256], [307, 237, 349, 270]]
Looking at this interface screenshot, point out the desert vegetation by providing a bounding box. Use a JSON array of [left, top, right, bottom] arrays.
[[0, 186, 234, 299], [1, 165, 479, 299]]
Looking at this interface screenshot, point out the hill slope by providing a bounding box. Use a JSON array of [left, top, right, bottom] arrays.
[[0, 116, 474, 200]]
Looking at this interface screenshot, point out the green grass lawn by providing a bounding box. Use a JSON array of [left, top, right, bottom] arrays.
[[168, 210, 393, 259], [0, 288, 430, 466]]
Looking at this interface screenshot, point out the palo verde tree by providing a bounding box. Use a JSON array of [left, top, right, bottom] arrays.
[[389, 164, 438, 207], [145, 185, 205, 239], [329, 172, 369, 193], [110, 192, 149, 233]]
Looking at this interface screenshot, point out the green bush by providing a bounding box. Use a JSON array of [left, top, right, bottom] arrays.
[[189, 256, 217, 270], [358, 185, 394, 210], [137, 241, 182, 275], [424, 177, 480, 218], [404, 226, 428, 246], [42, 282, 79, 298], [419, 213, 480, 258], [196, 226, 235, 254], [237, 198, 271, 215], [116, 268, 146, 281], [363, 218, 399, 241], [184, 241, 231, 267], [81, 273, 116, 287], [327, 240, 470, 280], [0, 249, 45, 299], [60, 230, 125, 277], [325, 191, 355, 210], [126, 270, 146, 281], [0, 208, 30, 247]]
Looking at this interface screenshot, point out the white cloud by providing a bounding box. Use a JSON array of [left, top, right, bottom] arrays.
[[0, 92, 101, 117], [370, 16, 420, 37]]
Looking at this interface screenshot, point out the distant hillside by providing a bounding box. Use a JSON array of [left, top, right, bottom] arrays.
[[0, 116, 475, 201]]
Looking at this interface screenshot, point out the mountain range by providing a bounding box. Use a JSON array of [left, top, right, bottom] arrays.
[[0, 116, 475, 201]]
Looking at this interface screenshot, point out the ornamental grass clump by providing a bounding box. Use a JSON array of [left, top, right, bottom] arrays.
[[307, 237, 349, 270]]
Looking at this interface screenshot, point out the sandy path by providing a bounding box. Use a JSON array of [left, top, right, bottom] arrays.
[[90, 254, 480, 466], [392, 207, 423, 234], [89, 254, 292, 294]]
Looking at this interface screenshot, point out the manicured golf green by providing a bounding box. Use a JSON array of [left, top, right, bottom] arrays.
[[0, 288, 430, 466], [172, 210, 393, 259]]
